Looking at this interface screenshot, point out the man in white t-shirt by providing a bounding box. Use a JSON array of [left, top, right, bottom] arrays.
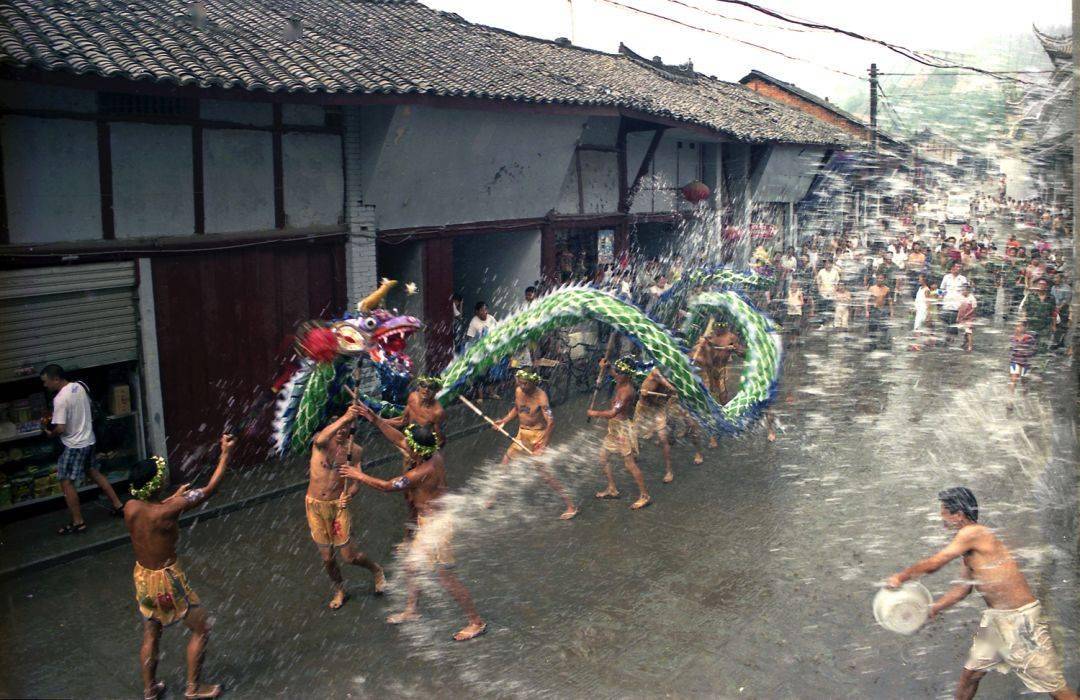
[[466, 303, 499, 401], [815, 257, 841, 322], [939, 263, 969, 344], [40, 364, 124, 534]]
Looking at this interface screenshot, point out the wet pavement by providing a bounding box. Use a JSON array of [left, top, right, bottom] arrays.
[[1, 267, 1077, 699]]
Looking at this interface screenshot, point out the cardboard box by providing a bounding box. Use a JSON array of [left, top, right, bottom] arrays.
[[109, 384, 132, 416]]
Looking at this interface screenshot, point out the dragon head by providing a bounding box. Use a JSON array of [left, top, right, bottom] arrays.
[[332, 310, 421, 371], [328, 281, 421, 372]]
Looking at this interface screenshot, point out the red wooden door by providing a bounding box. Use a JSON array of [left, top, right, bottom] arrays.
[[151, 238, 345, 471]]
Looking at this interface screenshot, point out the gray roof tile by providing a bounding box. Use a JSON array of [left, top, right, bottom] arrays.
[[0, 0, 851, 145]]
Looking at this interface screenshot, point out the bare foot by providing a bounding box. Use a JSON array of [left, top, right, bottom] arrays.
[[630, 495, 652, 510], [663, 472, 674, 483], [453, 621, 488, 641], [144, 681, 165, 700], [559, 506, 579, 520], [595, 489, 620, 499], [373, 566, 386, 595], [708, 437, 719, 449], [693, 453, 704, 465], [386, 610, 422, 625], [767, 431, 776, 442], [329, 587, 349, 610], [184, 683, 222, 700]]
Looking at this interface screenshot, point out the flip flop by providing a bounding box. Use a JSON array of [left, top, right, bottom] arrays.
[[144, 681, 165, 700], [594, 491, 621, 500], [57, 522, 87, 535]]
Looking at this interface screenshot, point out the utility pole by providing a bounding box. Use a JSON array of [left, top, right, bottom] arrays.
[[869, 63, 879, 152]]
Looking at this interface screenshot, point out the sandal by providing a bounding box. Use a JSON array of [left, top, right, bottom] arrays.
[[109, 504, 125, 518], [57, 522, 88, 535]]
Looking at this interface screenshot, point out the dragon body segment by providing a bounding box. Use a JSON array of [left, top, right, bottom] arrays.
[[273, 267, 782, 455]]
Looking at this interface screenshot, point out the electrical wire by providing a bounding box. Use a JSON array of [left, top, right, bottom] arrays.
[[701, 0, 1044, 85], [594, 0, 867, 81]]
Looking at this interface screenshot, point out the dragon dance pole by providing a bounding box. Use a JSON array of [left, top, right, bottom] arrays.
[[458, 395, 536, 456], [587, 331, 620, 422]]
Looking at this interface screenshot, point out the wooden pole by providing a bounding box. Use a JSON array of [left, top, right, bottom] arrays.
[[587, 332, 619, 421], [691, 317, 716, 365], [458, 395, 535, 456]]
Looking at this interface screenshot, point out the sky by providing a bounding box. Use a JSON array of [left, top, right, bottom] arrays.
[[421, 0, 1072, 112]]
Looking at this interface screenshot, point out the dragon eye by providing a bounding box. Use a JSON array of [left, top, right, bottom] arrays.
[[361, 317, 377, 330]]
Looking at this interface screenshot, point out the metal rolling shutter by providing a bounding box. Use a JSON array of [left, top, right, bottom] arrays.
[[0, 262, 138, 383]]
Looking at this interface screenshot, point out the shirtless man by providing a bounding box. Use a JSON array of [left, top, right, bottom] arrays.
[[386, 376, 447, 447], [692, 329, 721, 450], [340, 404, 486, 641], [493, 368, 577, 520], [887, 488, 1076, 700], [587, 356, 650, 510], [123, 434, 234, 700], [634, 367, 679, 483], [708, 322, 745, 404], [865, 272, 893, 349], [306, 405, 385, 610]]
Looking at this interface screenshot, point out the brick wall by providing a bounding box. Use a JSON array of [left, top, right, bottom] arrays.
[[343, 105, 378, 311], [743, 79, 871, 144]]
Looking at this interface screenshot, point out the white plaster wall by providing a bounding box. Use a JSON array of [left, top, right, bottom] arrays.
[[453, 229, 541, 319], [752, 144, 826, 203], [203, 128, 275, 233], [2, 116, 101, 244], [362, 106, 584, 230], [282, 132, 343, 228], [580, 116, 619, 147], [111, 123, 195, 239], [199, 100, 272, 126], [555, 149, 619, 214], [282, 104, 325, 126], [0, 80, 96, 112]]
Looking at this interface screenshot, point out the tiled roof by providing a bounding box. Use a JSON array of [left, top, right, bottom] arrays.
[[0, 0, 852, 146]]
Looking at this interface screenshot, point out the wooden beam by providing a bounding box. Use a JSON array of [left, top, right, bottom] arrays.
[[97, 120, 115, 240], [574, 148, 585, 215], [0, 226, 346, 267], [422, 237, 455, 372], [616, 119, 629, 213], [628, 127, 665, 205], [0, 106, 341, 134], [272, 104, 285, 229], [192, 124, 205, 234], [1, 67, 777, 145], [0, 126, 7, 244]]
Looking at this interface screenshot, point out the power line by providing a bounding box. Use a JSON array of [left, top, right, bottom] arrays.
[[594, 0, 867, 81], [702, 0, 1042, 85], [880, 70, 1055, 76]]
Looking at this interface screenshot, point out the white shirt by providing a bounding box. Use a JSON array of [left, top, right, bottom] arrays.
[[52, 382, 95, 449], [466, 314, 497, 339], [815, 266, 840, 299], [940, 273, 969, 311]]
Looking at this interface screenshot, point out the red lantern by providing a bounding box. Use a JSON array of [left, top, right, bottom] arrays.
[[298, 327, 339, 364], [681, 180, 711, 203]]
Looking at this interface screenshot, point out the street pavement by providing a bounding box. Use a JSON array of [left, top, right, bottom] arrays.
[[1, 283, 1077, 699]]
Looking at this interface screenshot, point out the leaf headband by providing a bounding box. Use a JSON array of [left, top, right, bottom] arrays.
[[403, 424, 438, 459], [414, 375, 443, 389], [613, 355, 637, 376], [130, 456, 168, 501], [515, 368, 542, 384]]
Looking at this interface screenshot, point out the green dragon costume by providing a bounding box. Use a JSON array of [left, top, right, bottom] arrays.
[[274, 268, 781, 453]]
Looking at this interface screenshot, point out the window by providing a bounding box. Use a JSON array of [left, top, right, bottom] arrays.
[[97, 92, 196, 118]]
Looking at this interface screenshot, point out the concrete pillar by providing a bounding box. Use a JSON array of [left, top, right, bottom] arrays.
[[136, 258, 167, 458], [343, 106, 377, 311]]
